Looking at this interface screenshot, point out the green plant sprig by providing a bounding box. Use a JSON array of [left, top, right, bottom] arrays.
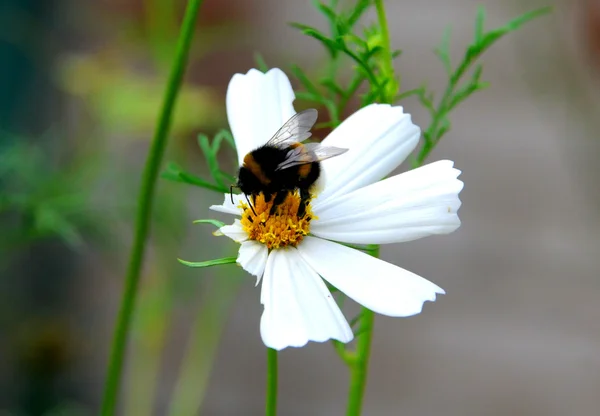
[[101, 0, 205, 413], [290, 0, 401, 126], [162, 129, 235, 194], [414, 5, 552, 167]]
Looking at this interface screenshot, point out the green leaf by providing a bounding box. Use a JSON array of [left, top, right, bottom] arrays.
[[361, 77, 388, 105], [320, 78, 346, 97], [349, 311, 363, 328], [253, 52, 269, 73], [290, 23, 340, 57], [161, 162, 228, 193], [396, 87, 424, 102], [391, 49, 402, 59], [471, 63, 483, 83], [192, 219, 225, 228], [436, 117, 451, 141], [341, 46, 379, 87], [362, 44, 383, 61], [315, 1, 338, 27], [472, 7, 552, 62], [178, 256, 238, 268], [346, 0, 371, 28], [217, 129, 235, 148], [450, 82, 489, 110], [474, 5, 486, 43], [343, 32, 368, 50], [197, 134, 225, 188], [434, 27, 452, 75], [503, 6, 552, 32], [290, 65, 321, 96], [34, 206, 84, 249], [294, 91, 323, 104]]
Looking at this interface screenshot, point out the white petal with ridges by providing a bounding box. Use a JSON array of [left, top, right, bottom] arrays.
[[317, 104, 420, 201], [260, 248, 353, 350], [210, 194, 244, 216], [312, 160, 463, 244], [218, 219, 247, 242], [297, 237, 444, 317], [226, 68, 296, 165], [237, 240, 268, 284]]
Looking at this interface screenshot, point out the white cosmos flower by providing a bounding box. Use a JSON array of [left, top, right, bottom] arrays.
[[211, 68, 463, 351]]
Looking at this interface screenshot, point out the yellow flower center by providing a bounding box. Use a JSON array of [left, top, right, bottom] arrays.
[[240, 192, 314, 250]]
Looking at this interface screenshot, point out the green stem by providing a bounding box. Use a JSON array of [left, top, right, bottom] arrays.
[[337, 74, 365, 122], [345, 245, 379, 416], [100, 1, 204, 414], [266, 348, 278, 416], [414, 83, 453, 167], [343, 3, 395, 411], [373, 0, 398, 102]]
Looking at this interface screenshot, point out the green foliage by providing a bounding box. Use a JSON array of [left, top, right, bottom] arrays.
[[161, 129, 235, 194], [414, 6, 552, 166], [177, 256, 238, 268], [192, 219, 225, 228], [0, 140, 96, 250], [290, 0, 401, 125]]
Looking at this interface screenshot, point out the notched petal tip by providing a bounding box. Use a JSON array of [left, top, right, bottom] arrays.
[[219, 220, 248, 243], [297, 237, 446, 318], [259, 248, 353, 350], [237, 240, 268, 282]]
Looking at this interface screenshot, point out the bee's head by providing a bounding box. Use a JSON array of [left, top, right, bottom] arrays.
[[236, 165, 262, 196]]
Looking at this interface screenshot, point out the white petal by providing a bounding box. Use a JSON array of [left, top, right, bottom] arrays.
[[210, 193, 244, 216], [219, 219, 247, 242], [312, 160, 463, 244], [226, 68, 296, 165], [317, 104, 420, 201], [260, 248, 353, 350], [237, 240, 268, 284], [297, 237, 444, 317]]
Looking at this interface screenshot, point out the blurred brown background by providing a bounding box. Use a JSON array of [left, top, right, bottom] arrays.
[[2, 0, 600, 415]]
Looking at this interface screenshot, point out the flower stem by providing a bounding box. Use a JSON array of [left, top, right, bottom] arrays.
[[346, 308, 374, 416], [99, 1, 204, 414], [346, 244, 379, 416], [374, 0, 398, 102], [266, 348, 278, 416], [343, 5, 393, 412]]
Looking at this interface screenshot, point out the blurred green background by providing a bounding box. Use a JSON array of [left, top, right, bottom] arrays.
[[2, 0, 600, 415]]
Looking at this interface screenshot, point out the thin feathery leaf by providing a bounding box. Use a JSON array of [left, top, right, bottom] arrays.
[[178, 256, 238, 268], [192, 219, 226, 228]]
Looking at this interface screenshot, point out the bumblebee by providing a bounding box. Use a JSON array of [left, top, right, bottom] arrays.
[[234, 109, 347, 217]]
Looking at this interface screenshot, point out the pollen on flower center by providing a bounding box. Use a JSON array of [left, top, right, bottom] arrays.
[[240, 192, 314, 250]]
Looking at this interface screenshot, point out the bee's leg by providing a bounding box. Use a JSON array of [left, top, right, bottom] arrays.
[[269, 191, 288, 215], [298, 188, 310, 218], [244, 193, 257, 216]]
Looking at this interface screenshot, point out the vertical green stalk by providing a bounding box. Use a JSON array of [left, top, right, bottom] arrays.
[[374, 0, 398, 102], [345, 2, 394, 414], [266, 348, 278, 416], [100, 1, 204, 414], [345, 245, 378, 416]]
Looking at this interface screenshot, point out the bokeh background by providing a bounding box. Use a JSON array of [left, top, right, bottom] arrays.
[[2, 0, 600, 415]]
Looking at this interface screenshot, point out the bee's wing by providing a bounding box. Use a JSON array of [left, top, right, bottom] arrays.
[[266, 109, 318, 148], [276, 143, 348, 171]]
